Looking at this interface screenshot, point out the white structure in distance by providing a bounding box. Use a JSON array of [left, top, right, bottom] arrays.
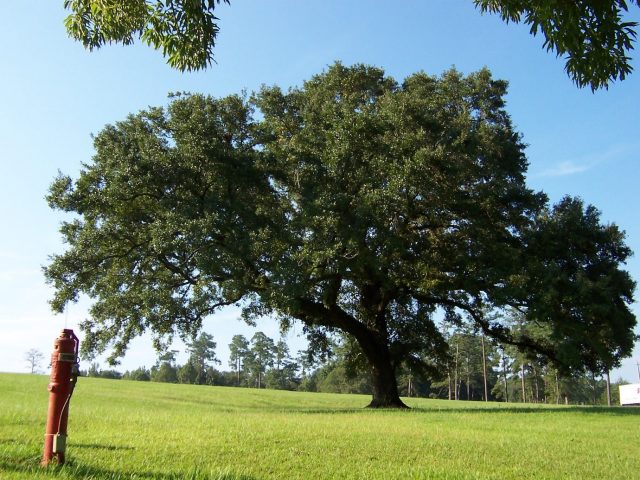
[[619, 384, 640, 406]]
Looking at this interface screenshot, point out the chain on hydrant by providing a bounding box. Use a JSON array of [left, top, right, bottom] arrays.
[[41, 328, 80, 466]]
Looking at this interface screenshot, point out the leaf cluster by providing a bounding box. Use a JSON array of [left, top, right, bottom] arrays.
[[475, 0, 640, 90], [63, 0, 230, 71]]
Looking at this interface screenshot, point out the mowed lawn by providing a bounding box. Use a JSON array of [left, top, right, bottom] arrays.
[[1, 373, 638, 479]]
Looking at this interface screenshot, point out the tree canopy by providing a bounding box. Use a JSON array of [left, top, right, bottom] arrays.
[[63, 0, 639, 89], [45, 63, 636, 407]]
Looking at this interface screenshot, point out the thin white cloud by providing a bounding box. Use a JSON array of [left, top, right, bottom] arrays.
[[530, 142, 637, 179], [537, 161, 591, 177]]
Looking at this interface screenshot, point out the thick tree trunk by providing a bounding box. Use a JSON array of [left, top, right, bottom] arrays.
[[367, 351, 407, 408], [294, 297, 406, 408], [368, 378, 406, 408]]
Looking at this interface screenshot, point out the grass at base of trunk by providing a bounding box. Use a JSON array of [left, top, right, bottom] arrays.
[[1, 373, 638, 479]]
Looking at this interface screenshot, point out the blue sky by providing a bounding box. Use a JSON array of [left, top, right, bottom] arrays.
[[1, 1, 638, 382]]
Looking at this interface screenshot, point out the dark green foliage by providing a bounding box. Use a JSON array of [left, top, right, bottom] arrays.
[[63, 1, 638, 89], [245, 332, 276, 388], [520, 197, 636, 373], [122, 366, 151, 381], [438, 328, 500, 401], [85, 362, 123, 379], [177, 360, 198, 384], [63, 0, 230, 71], [396, 365, 434, 398], [314, 363, 372, 395], [150, 363, 178, 383], [475, 0, 640, 89], [185, 332, 219, 384], [264, 363, 299, 391], [264, 339, 299, 390], [151, 351, 179, 383], [45, 63, 636, 407], [228, 334, 250, 386]]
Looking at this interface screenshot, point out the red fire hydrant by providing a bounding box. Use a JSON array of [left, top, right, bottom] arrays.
[[41, 329, 80, 466]]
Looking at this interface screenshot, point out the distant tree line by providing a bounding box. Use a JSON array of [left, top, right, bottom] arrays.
[[81, 328, 630, 406]]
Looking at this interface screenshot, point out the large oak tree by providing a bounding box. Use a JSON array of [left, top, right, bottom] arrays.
[[45, 64, 636, 407]]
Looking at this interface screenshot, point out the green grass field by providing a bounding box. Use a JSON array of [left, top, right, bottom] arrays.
[[1, 373, 639, 479]]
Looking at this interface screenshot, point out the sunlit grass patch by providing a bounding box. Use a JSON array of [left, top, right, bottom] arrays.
[[1, 373, 638, 479]]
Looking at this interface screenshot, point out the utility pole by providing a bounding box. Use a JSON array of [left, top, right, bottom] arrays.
[[466, 356, 470, 400], [481, 334, 488, 402], [501, 347, 509, 403], [454, 342, 459, 401]]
